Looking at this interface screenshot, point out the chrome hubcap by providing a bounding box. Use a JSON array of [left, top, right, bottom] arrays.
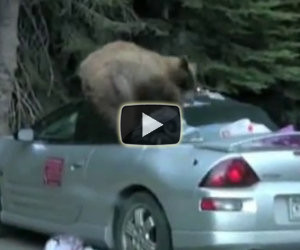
[[122, 207, 156, 250]]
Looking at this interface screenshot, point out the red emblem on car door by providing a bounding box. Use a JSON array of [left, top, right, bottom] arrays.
[[43, 157, 64, 187]]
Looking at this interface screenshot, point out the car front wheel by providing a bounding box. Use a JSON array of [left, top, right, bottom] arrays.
[[114, 192, 172, 250]]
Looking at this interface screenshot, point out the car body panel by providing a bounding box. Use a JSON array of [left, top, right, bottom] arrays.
[[2, 140, 95, 224]]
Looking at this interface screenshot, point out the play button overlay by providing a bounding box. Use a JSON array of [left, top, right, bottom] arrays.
[[142, 113, 163, 137], [120, 104, 181, 145]]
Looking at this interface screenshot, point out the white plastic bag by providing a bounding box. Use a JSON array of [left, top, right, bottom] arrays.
[[202, 89, 226, 100], [219, 118, 271, 138], [44, 235, 94, 250]]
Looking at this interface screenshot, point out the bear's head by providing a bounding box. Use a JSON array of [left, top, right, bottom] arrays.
[[165, 55, 198, 92]]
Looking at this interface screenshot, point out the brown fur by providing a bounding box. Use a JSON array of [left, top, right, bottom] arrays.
[[78, 40, 197, 129]]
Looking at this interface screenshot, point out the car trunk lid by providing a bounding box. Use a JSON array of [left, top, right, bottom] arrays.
[[197, 132, 300, 182], [197, 132, 300, 153]]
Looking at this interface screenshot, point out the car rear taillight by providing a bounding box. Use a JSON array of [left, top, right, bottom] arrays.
[[199, 158, 259, 187]]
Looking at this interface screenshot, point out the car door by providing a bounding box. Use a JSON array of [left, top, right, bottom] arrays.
[[2, 102, 94, 224]]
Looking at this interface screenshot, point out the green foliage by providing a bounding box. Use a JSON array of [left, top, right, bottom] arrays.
[[17, 0, 300, 128]]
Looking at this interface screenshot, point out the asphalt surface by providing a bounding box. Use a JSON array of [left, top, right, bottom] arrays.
[[0, 228, 46, 250], [0, 228, 104, 250]]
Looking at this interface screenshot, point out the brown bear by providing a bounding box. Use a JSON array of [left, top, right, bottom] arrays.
[[78, 40, 197, 130]]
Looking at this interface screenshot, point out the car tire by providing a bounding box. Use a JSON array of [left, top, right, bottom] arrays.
[[114, 192, 172, 250]]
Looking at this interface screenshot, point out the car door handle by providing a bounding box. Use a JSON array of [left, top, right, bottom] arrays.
[[70, 162, 84, 171]]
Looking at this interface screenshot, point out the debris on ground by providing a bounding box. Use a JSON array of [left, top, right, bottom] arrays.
[[44, 235, 94, 250]]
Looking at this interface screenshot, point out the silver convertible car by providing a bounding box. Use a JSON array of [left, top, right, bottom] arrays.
[[1, 95, 300, 250]]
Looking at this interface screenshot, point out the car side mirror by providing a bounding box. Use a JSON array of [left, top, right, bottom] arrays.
[[17, 128, 34, 142]]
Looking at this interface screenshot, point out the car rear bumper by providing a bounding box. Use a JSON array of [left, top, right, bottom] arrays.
[[173, 230, 300, 250]]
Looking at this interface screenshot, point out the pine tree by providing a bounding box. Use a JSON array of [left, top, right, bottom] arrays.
[[15, 0, 300, 128]]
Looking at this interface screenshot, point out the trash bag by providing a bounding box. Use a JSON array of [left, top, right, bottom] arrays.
[[44, 235, 94, 250], [219, 118, 271, 138], [278, 124, 295, 133]]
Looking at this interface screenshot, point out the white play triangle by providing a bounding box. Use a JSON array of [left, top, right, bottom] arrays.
[[142, 113, 163, 137]]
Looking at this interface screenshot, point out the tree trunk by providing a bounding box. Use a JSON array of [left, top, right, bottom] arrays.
[[0, 0, 20, 135]]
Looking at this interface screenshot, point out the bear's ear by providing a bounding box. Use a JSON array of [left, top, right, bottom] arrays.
[[179, 55, 190, 71]]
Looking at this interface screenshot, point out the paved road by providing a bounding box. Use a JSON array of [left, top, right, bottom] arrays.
[[0, 228, 104, 250], [0, 229, 46, 250]]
